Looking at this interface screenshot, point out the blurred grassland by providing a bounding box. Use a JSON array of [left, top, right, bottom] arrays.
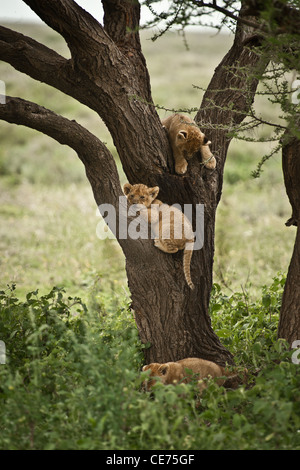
[[0, 23, 296, 301]]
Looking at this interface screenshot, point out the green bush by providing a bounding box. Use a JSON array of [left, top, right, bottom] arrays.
[[210, 274, 286, 367], [0, 278, 299, 450]]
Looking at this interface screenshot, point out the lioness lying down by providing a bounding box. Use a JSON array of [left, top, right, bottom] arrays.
[[142, 357, 243, 393]]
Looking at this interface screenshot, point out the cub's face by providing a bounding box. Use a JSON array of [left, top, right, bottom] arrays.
[[123, 183, 159, 208], [176, 127, 209, 159]]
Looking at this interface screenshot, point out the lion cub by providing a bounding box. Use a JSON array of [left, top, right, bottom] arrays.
[[123, 183, 195, 289], [142, 357, 229, 394], [162, 113, 216, 174]]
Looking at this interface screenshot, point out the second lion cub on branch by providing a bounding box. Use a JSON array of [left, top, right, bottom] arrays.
[[162, 113, 216, 175]]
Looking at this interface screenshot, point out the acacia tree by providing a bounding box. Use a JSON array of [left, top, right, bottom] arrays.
[[0, 0, 299, 365]]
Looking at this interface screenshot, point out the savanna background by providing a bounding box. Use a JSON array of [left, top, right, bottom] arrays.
[[0, 22, 299, 450]]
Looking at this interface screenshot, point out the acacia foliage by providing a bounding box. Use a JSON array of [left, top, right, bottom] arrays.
[[143, 0, 300, 176]]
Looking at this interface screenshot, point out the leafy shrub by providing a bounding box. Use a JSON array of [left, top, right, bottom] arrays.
[[210, 274, 286, 368], [0, 277, 299, 450], [0, 285, 143, 449]]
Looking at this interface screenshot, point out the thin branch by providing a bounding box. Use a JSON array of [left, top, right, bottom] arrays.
[[148, 0, 187, 41], [251, 143, 282, 179], [199, 97, 287, 132], [190, 0, 267, 32]]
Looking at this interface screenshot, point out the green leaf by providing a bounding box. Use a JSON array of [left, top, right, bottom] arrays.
[[262, 294, 271, 308]]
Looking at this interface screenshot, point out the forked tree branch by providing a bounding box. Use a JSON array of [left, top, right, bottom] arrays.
[[188, 0, 300, 34], [0, 23, 140, 131], [22, 0, 134, 78], [0, 8, 168, 186], [23, 0, 109, 54], [22, 0, 152, 100]]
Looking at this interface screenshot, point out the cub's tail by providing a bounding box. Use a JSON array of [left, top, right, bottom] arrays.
[[183, 240, 194, 289]]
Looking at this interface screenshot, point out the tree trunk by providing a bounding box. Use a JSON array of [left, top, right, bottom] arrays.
[[125, 182, 233, 365], [123, 8, 264, 366], [0, 0, 265, 367], [278, 135, 300, 344], [278, 226, 300, 345]]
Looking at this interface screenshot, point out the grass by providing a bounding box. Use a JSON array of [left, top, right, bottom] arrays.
[[0, 179, 126, 301]]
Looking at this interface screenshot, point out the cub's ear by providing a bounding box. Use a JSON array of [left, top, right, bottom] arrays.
[[202, 136, 211, 146], [159, 364, 169, 376], [148, 186, 159, 199], [142, 364, 154, 370], [123, 183, 132, 195], [178, 130, 188, 139]]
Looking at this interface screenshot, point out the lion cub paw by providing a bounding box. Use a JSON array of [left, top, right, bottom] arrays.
[[203, 155, 216, 170], [175, 160, 188, 175]]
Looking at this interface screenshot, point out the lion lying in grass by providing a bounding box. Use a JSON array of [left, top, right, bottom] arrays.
[[142, 357, 245, 393]]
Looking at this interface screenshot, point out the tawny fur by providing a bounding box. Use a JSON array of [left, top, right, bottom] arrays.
[[142, 357, 237, 394], [162, 113, 216, 174], [123, 183, 194, 289]]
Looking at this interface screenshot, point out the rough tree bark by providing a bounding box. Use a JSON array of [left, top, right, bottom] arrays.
[[0, 0, 269, 366], [242, 0, 300, 347]]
